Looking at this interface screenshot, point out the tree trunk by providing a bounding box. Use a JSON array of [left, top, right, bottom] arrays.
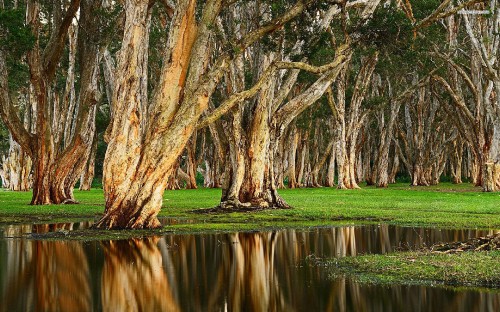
[[79, 131, 98, 190], [325, 143, 336, 187], [329, 54, 377, 189], [376, 100, 401, 188], [450, 140, 463, 184], [388, 147, 399, 184], [287, 125, 299, 188], [185, 132, 198, 189], [2, 135, 32, 191], [220, 54, 290, 209]]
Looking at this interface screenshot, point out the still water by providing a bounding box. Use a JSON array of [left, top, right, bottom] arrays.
[[0, 223, 499, 312]]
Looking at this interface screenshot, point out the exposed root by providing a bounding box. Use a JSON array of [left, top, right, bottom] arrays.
[[194, 198, 291, 214], [62, 198, 80, 205], [92, 213, 162, 230], [429, 234, 500, 254]]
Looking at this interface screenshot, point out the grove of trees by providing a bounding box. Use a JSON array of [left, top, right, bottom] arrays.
[[0, 0, 499, 229]]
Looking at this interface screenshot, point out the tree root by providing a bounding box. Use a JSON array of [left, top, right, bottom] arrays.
[[194, 197, 291, 214], [62, 198, 80, 205], [429, 234, 500, 254]]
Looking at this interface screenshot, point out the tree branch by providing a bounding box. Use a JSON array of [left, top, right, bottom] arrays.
[[198, 44, 351, 129], [42, 0, 80, 80], [432, 75, 476, 126], [415, 0, 483, 30]]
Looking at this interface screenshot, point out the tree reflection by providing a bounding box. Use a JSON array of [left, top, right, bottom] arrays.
[[100, 237, 180, 312], [1, 224, 499, 311], [1, 224, 91, 312]]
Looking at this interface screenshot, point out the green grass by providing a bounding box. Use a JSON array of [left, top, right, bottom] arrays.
[[0, 182, 499, 232], [327, 251, 500, 288]]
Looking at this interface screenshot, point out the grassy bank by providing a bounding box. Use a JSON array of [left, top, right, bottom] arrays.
[[327, 251, 500, 288], [0, 182, 499, 232]]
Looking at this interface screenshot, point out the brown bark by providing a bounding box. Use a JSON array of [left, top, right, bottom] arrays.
[[388, 145, 399, 184], [184, 131, 200, 189], [325, 136, 336, 187], [202, 121, 224, 188], [450, 139, 464, 184], [484, 163, 500, 192]]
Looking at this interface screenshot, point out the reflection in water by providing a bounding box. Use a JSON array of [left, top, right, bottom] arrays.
[[101, 238, 179, 312], [0, 224, 499, 311], [1, 224, 91, 312]]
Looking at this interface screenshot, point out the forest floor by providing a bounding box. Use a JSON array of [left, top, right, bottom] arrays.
[[0, 182, 499, 232]]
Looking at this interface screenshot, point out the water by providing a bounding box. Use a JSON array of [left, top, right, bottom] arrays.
[[0, 223, 499, 311]]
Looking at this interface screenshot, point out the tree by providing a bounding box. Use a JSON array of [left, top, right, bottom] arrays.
[[0, 0, 106, 204]]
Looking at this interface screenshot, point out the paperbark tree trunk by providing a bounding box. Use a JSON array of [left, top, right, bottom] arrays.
[[287, 125, 299, 188], [185, 131, 199, 189], [388, 148, 399, 184], [325, 139, 336, 187], [2, 136, 32, 191], [376, 99, 401, 187], [450, 139, 463, 184], [79, 131, 97, 191], [433, 10, 500, 190]]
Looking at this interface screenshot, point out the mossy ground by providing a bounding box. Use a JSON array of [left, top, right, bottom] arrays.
[[0, 182, 499, 232], [327, 251, 500, 289]]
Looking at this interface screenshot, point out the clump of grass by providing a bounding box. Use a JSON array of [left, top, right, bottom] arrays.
[[328, 250, 500, 288]]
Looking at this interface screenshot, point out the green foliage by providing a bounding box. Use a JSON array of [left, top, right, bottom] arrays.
[[0, 8, 35, 92], [410, 0, 442, 19], [357, 3, 414, 52], [0, 121, 10, 156], [0, 8, 35, 56]]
